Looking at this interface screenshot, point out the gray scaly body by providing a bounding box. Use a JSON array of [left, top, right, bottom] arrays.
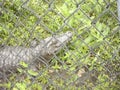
[[0, 31, 72, 70]]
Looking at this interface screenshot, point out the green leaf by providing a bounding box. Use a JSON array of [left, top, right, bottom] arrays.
[[28, 70, 38, 76], [0, 82, 11, 89], [14, 82, 26, 90], [19, 61, 28, 68], [17, 68, 23, 73]]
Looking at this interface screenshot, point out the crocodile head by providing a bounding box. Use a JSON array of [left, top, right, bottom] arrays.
[[34, 31, 73, 60], [0, 31, 72, 71]]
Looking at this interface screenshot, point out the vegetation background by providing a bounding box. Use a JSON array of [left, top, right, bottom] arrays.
[[0, 0, 119, 90]]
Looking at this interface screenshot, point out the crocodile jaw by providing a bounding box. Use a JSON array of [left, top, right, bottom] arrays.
[[46, 31, 72, 53], [35, 31, 73, 59]]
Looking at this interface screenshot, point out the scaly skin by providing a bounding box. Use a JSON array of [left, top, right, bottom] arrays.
[[0, 31, 72, 70]]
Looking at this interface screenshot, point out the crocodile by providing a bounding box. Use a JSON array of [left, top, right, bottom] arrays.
[[0, 31, 72, 71]]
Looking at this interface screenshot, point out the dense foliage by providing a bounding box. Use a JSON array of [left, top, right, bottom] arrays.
[[0, 0, 119, 90]]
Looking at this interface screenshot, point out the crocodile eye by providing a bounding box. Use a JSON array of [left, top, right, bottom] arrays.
[[52, 38, 57, 45]]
